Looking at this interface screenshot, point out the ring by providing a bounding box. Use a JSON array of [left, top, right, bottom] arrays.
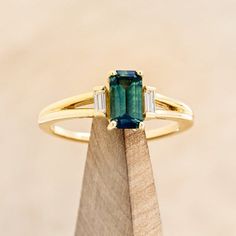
[[38, 70, 193, 143]]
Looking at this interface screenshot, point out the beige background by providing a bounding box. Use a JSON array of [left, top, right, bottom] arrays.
[[1, 0, 236, 235]]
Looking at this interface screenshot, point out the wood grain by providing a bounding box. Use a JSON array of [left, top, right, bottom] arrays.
[[75, 118, 162, 236]]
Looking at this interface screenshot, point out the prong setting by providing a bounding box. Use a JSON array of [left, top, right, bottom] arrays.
[[137, 70, 143, 76], [108, 70, 117, 77], [139, 122, 145, 130], [107, 120, 117, 130]]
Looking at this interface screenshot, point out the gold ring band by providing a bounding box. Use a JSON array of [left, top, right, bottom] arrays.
[[38, 90, 193, 143]]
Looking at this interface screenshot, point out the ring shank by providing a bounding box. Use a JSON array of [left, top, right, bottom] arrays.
[[38, 92, 193, 142]]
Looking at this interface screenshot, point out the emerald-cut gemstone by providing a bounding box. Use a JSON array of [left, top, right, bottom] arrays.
[[109, 70, 144, 129]]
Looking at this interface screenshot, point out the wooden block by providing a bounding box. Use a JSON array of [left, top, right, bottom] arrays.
[[75, 117, 162, 236]]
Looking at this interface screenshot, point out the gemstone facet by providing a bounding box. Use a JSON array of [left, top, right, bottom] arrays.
[[109, 70, 144, 129], [94, 87, 106, 114], [144, 86, 156, 113]]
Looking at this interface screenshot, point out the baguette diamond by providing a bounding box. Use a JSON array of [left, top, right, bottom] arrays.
[[144, 87, 156, 113], [94, 87, 106, 113]]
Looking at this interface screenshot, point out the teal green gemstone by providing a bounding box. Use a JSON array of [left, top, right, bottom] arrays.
[[109, 70, 144, 129]]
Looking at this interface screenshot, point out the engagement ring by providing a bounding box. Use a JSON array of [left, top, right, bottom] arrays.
[[38, 70, 193, 142]]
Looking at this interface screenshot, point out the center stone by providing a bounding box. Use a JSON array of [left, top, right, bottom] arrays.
[[109, 70, 144, 129]]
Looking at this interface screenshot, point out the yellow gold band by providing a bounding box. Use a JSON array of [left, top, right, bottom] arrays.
[[38, 91, 193, 143]]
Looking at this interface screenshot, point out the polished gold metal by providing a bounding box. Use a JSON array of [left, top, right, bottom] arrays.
[[139, 122, 145, 130], [108, 70, 117, 77], [137, 70, 143, 76], [38, 87, 194, 143], [107, 120, 117, 131]]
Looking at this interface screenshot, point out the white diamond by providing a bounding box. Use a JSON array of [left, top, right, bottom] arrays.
[[144, 87, 156, 113], [94, 88, 106, 113]]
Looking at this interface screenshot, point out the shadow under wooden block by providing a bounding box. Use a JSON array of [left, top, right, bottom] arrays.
[[75, 117, 162, 236]]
